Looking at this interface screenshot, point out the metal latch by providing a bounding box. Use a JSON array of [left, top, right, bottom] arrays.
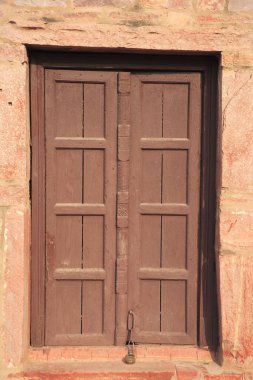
[[124, 310, 136, 364]]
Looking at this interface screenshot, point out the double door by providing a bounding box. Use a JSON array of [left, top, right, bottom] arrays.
[[43, 69, 201, 346]]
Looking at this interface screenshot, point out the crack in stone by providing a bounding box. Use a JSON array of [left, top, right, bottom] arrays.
[[222, 72, 253, 133]]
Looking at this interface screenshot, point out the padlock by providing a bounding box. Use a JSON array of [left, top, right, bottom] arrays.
[[124, 342, 136, 364], [124, 351, 136, 364], [124, 310, 136, 364]]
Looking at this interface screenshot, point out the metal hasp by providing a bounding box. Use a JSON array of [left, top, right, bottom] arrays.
[[124, 310, 136, 364]]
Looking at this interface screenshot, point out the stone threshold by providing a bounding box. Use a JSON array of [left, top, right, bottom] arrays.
[[28, 346, 215, 362], [7, 361, 247, 380]]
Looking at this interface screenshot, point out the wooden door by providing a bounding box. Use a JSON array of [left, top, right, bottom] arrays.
[[44, 70, 117, 345], [31, 54, 217, 348], [128, 73, 201, 344]]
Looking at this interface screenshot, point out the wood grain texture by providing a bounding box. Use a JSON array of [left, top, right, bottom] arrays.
[[44, 70, 117, 346], [31, 52, 218, 349], [30, 61, 46, 346], [128, 73, 201, 344], [115, 72, 131, 346]]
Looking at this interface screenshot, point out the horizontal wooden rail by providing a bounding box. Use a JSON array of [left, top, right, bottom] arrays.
[[54, 137, 107, 149], [54, 203, 106, 215], [140, 203, 189, 215], [53, 268, 106, 280], [138, 268, 188, 280], [140, 138, 190, 150]]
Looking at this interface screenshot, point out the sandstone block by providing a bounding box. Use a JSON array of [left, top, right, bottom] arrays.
[[107, 346, 127, 359], [0, 184, 27, 207], [2, 206, 30, 367], [219, 255, 253, 365], [219, 191, 253, 254], [0, 44, 27, 64], [74, 0, 136, 6], [139, 0, 171, 8], [15, 0, 67, 6], [196, 0, 226, 10], [167, 0, 192, 8], [221, 69, 253, 190], [0, 208, 5, 251], [168, 346, 198, 361], [175, 366, 199, 379], [233, 51, 253, 68], [229, 0, 253, 10], [0, 63, 28, 181]]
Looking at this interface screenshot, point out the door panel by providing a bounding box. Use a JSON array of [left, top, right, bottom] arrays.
[[128, 73, 201, 344], [37, 67, 202, 346], [44, 70, 117, 345], [31, 54, 218, 349]]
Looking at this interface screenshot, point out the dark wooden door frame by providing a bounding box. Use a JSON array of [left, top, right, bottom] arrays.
[[30, 50, 219, 349]]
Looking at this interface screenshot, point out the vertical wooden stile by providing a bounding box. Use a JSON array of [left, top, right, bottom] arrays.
[[30, 61, 45, 347], [116, 72, 131, 345]]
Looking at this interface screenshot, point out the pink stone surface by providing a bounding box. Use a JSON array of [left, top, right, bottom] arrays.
[[196, 0, 226, 11], [27, 346, 213, 362], [0, 184, 28, 207], [219, 255, 253, 365], [167, 0, 192, 8], [1, 206, 30, 367], [4, 364, 247, 380], [219, 191, 253, 254], [222, 70, 253, 191], [221, 52, 253, 68], [15, 0, 68, 5], [0, 63, 28, 182], [0, 0, 252, 377], [74, 0, 136, 6], [229, 0, 253, 10]]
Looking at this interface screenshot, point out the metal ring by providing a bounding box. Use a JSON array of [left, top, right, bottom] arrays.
[[127, 309, 134, 331]]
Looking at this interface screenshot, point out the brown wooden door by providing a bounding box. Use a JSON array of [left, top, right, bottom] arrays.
[[34, 64, 205, 347], [44, 70, 117, 345], [128, 73, 201, 344]]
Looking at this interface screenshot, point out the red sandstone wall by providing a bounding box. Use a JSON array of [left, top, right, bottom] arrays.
[[0, 0, 252, 377]]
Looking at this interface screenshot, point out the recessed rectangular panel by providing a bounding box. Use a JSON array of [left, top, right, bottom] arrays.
[[55, 82, 83, 137], [141, 216, 161, 268], [47, 281, 82, 335], [56, 150, 82, 203], [162, 150, 187, 204], [141, 151, 162, 203], [82, 281, 103, 334], [141, 84, 163, 138], [163, 84, 189, 138], [83, 150, 104, 204], [83, 83, 105, 138], [83, 216, 104, 268], [140, 280, 160, 332], [162, 216, 187, 269], [161, 280, 187, 333], [55, 216, 82, 268]]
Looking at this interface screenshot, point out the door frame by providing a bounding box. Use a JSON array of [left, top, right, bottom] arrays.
[[30, 50, 219, 349]]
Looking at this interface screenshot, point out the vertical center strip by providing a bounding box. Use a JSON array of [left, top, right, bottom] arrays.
[[115, 72, 131, 345]]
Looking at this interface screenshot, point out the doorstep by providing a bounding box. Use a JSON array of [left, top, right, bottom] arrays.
[[7, 361, 246, 380], [27, 346, 215, 362]]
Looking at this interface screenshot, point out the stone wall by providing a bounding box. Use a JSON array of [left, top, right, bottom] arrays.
[[0, 0, 252, 376]]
